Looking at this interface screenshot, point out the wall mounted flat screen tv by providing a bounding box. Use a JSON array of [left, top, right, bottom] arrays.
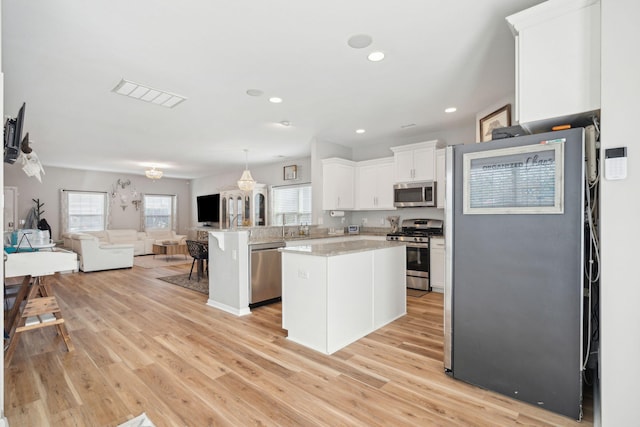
[[4, 102, 26, 164], [197, 193, 220, 225]]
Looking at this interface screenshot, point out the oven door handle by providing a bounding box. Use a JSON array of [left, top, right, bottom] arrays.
[[404, 242, 429, 248]]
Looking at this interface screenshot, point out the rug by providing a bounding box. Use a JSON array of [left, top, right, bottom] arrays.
[[118, 412, 155, 427], [134, 254, 192, 269], [157, 273, 208, 294]]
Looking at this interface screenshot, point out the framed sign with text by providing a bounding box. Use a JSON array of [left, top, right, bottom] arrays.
[[463, 140, 565, 215]]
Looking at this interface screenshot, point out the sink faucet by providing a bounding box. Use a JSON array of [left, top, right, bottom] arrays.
[[280, 213, 286, 238]]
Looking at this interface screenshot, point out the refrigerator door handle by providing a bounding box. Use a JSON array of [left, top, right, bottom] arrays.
[[444, 146, 454, 373]]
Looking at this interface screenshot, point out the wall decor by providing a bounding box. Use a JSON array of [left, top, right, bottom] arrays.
[[283, 165, 298, 180], [479, 104, 511, 142], [111, 178, 141, 210]]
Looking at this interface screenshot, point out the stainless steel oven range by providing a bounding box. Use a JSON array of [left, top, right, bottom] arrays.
[[386, 218, 443, 291]]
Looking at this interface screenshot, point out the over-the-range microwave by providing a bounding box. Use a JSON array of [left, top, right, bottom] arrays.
[[393, 181, 436, 207]]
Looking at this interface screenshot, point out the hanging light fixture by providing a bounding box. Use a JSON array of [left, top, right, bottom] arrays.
[[237, 149, 256, 192], [145, 166, 163, 180]]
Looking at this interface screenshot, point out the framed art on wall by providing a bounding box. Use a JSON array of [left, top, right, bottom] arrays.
[[479, 104, 511, 142], [283, 165, 298, 180]]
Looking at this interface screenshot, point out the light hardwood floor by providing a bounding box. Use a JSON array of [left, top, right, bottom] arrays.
[[5, 264, 593, 426]]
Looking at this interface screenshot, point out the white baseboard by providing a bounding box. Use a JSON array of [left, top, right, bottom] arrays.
[[206, 299, 251, 316]]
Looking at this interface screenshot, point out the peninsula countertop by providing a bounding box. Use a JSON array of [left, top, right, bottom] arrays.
[[279, 239, 404, 257]]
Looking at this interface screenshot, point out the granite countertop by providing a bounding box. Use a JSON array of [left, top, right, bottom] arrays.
[[249, 230, 389, 246], [279, 239, 404, 257]]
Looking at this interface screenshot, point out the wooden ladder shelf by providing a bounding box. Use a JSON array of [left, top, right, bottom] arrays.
[[4, 275, 74, 364]]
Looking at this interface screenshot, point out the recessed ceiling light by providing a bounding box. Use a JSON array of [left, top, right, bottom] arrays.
[[347, 34, 373, 49], [112, 79, 187, 108], [269, 97, 283, 104], [279, 120, 291, 127], [246, 89, 263, 97], [356, 129, 366, 134], [445, 107, 457, 113], [367, 51, 385, 62]]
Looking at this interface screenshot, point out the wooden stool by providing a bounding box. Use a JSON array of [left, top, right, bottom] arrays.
[[4, 276, 74, 364]]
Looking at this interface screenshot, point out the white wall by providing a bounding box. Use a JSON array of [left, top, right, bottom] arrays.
[[351, 121, 478, 163], [3, 165, 192, 239], [190, 156, 312, 227], [599, 0, 640, 425], [0, 5, 6, 422]]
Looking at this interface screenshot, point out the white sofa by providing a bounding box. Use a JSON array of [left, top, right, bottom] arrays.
[[145, 229, 187, 245], [88, 229, 155, 256], [61, 229, 187, 272], [63, 229, 155, 256], [65, 234, 134, 272]]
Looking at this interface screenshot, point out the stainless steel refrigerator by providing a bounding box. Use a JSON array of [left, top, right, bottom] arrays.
[[444, 128, 585, 420]]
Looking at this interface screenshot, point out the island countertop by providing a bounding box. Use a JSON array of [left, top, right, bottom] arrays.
[[279, 239, 404, 257]]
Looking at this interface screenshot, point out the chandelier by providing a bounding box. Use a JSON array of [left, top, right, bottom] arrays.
[[237, 149, 256, 192], [145, 167, 163, 180]]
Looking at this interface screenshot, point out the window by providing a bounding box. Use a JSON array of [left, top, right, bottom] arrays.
[[144, 194, 176, 229], [271, 184, 312, 225], [64, 191, 108, 232]]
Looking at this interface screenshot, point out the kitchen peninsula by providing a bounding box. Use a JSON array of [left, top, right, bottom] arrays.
[[281, 239, 406, 354], [205, 228, 405, 335]]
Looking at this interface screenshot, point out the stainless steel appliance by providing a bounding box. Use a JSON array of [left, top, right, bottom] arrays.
[[393, 181, 436, 207], [444, 129, 587, 419], [386, 218, 443, 291], [249, 241, 285, 307]]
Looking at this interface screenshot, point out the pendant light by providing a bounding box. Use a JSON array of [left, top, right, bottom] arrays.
[[237, 149, 256, 192]]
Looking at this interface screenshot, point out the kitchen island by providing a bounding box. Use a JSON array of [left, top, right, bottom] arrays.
[[205, 228, 389, 317], [281, 240, 406, 355]]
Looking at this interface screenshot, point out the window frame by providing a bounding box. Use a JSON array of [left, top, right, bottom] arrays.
[[62, 190, 109, 233], [270, 183, 312, 226], [143, 193, 177, 230]]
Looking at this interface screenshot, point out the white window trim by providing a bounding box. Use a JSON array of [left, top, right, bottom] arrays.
[[60, 189, 111, 234], [142, 193, 177, 231]]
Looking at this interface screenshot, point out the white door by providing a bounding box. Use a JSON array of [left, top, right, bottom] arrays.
[[3, 186, 18, 231]]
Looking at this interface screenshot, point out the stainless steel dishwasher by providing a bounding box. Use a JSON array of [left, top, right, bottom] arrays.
[[249, 241, 286, 308]]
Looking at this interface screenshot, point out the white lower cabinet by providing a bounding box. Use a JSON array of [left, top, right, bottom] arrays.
[[282, 244, 406, 354], [430, 237, 445, 292]]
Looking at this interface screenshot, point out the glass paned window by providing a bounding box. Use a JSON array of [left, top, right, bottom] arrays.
[[68, 192, 107, 232], [144, 194, 173, 229], [271, 184, 312, 225]]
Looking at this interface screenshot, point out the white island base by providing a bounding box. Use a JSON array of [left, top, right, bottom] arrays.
[[281, 240, 406, 355]]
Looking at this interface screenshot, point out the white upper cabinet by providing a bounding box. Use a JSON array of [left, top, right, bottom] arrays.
[[356, 157, 396, 210], [436, 149, 446, 209], [390, 140, 438, 183], [322, 158, 355, 210], [506, 0, 600, 131]]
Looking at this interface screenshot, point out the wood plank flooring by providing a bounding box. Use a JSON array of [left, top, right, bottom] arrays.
[[4, 264, 593, 426]]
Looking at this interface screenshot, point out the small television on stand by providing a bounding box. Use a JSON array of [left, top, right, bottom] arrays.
[[197, 193, 220, 227]]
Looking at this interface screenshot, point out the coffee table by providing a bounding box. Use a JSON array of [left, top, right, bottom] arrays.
[[152, 243, 188, 261]]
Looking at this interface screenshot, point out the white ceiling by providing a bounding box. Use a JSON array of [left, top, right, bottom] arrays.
[[2, 0, 543, 179]]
